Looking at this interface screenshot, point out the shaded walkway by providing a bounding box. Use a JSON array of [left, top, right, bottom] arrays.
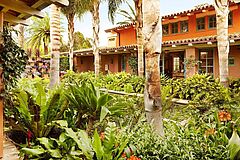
[[3, 135, 20, 160]]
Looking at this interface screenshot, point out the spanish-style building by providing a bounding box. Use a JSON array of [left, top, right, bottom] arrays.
[[73, 2, 240, 79]]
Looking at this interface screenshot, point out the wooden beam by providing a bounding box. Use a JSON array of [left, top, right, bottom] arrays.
[[4, 13, 29, 26], [0, 11, 3, 159], [0, 0, 45, 18], [47, 0, 69, 7]]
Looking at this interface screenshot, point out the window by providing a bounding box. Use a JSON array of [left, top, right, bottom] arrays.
[[163, 24, 169, 35], [208, 15, 216, 29], [171, 22, 178, 34], [180, 21, 189, 33], [196, 17, 205, 30], [173, 57, 180, 72], [121, 54, 126, 71], [229, 11, 233, 26], [199, 50, 214, 74], [229, 57, 235, 66]]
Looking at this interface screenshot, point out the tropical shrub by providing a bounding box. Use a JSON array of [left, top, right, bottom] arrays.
[[229, 78, 240, 95], [62, 71, 145, 93], [65, 82, 117, 132], [127, 119, 229, 160], [6, 81, 68, 141], [21, 121, 135, 160]]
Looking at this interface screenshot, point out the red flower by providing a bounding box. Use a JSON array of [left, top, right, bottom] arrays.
[[218, 110, 231, 122], [127, 155, 141, 160]]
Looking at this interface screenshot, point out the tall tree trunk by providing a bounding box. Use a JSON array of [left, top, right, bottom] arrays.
[[43, 42, 48, 55], [91, 0, 101, 76], [135, 0, 144, 77], [18, 24, 24, 48], [49, 4, 61, 88], [214, 0, 229, 87], [68, 13, 75, 71], [143, 0, 164, 136]]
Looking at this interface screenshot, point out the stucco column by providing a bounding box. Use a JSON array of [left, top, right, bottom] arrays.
[[0, 11, 4, 158], [185, 48, 198, 78]]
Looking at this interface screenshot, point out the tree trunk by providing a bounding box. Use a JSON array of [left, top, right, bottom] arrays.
[[68, 13, 75, 71], [135, 0, 144, 77], [91, 0, 101, 76], [214, 0, 229, 87], [143, 0, 164, 136], [43, 42, 48, 55], [18, 24, 24, 49], [49, 4, 61, 88]]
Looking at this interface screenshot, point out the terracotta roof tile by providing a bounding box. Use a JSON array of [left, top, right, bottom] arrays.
[[162, 32, 240, 46]]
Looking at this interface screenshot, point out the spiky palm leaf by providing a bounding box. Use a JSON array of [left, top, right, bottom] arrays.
[[116, 0, 136, 25], [26, 15, 50, 55]]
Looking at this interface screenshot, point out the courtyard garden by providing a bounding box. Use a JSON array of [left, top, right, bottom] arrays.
[[3, 71, 240, 160]]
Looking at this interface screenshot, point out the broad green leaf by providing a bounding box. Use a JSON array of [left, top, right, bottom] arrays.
[[48, 149, 62, 158], [35, 82, 47, 108], [93, 130, 103, 160], [21, 147, 45, 156], [100, 106, 110, 122], [17, 90, 31, 121], [38, 137, 53, 150], [65, 128, 93, 159], [229, 130, 240, 160]]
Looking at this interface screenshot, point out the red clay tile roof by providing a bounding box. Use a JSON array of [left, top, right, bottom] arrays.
[[105, 23, 136, 32], [72, 44, 138, 56], [162, 32, 240, 46], [105, 1, 239, 32]]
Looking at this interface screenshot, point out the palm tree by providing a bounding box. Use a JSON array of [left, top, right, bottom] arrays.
[[61, 0, 90, 71], [143, 0, 164, 136], [214, 0, 239, 87], [116, 0, 136, 25], [26, 15, 50, 55], [214, 0, 229, 87], [116, 0, 144, 77], [18, 24, 24, 48], [49, 4, 61, 88], [135, 0, 144, 77], [90, 0, 124, 76]]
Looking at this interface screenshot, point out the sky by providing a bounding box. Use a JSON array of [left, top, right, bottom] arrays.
[[61, 0, 213, 46]]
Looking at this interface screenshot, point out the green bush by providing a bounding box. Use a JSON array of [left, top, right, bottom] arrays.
[[128, 120, 229, 160], [62, 71, 145, 94], [229, 78, 240, 95]]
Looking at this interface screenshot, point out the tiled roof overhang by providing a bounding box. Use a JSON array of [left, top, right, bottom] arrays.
[[162, 33, 240, 47], [105, 1, 239, 32], [73, 44, 138, 56], [105, 23, 136, 32], [0, 0, 69, 26], [162, 0, 238, 19]]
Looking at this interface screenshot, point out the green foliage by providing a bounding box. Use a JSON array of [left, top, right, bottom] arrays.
[[128, 56, 138, 75], [26, 15, 50, 55], [1, 26, 28, 90], [21, 121, 130, 160], [229, 130, 240, 160], [65, 81, 114, 130], [21, 121, 94, 159], [163, 74, 228, 102], [116, 0, 136, 25], [60, 56, 70, 71], [60, 32, 92, 52], [7, 81, 68, 139], [229, 78, 240, 95], [62, 71, 145, 94], [127, 119, 229, 160]]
